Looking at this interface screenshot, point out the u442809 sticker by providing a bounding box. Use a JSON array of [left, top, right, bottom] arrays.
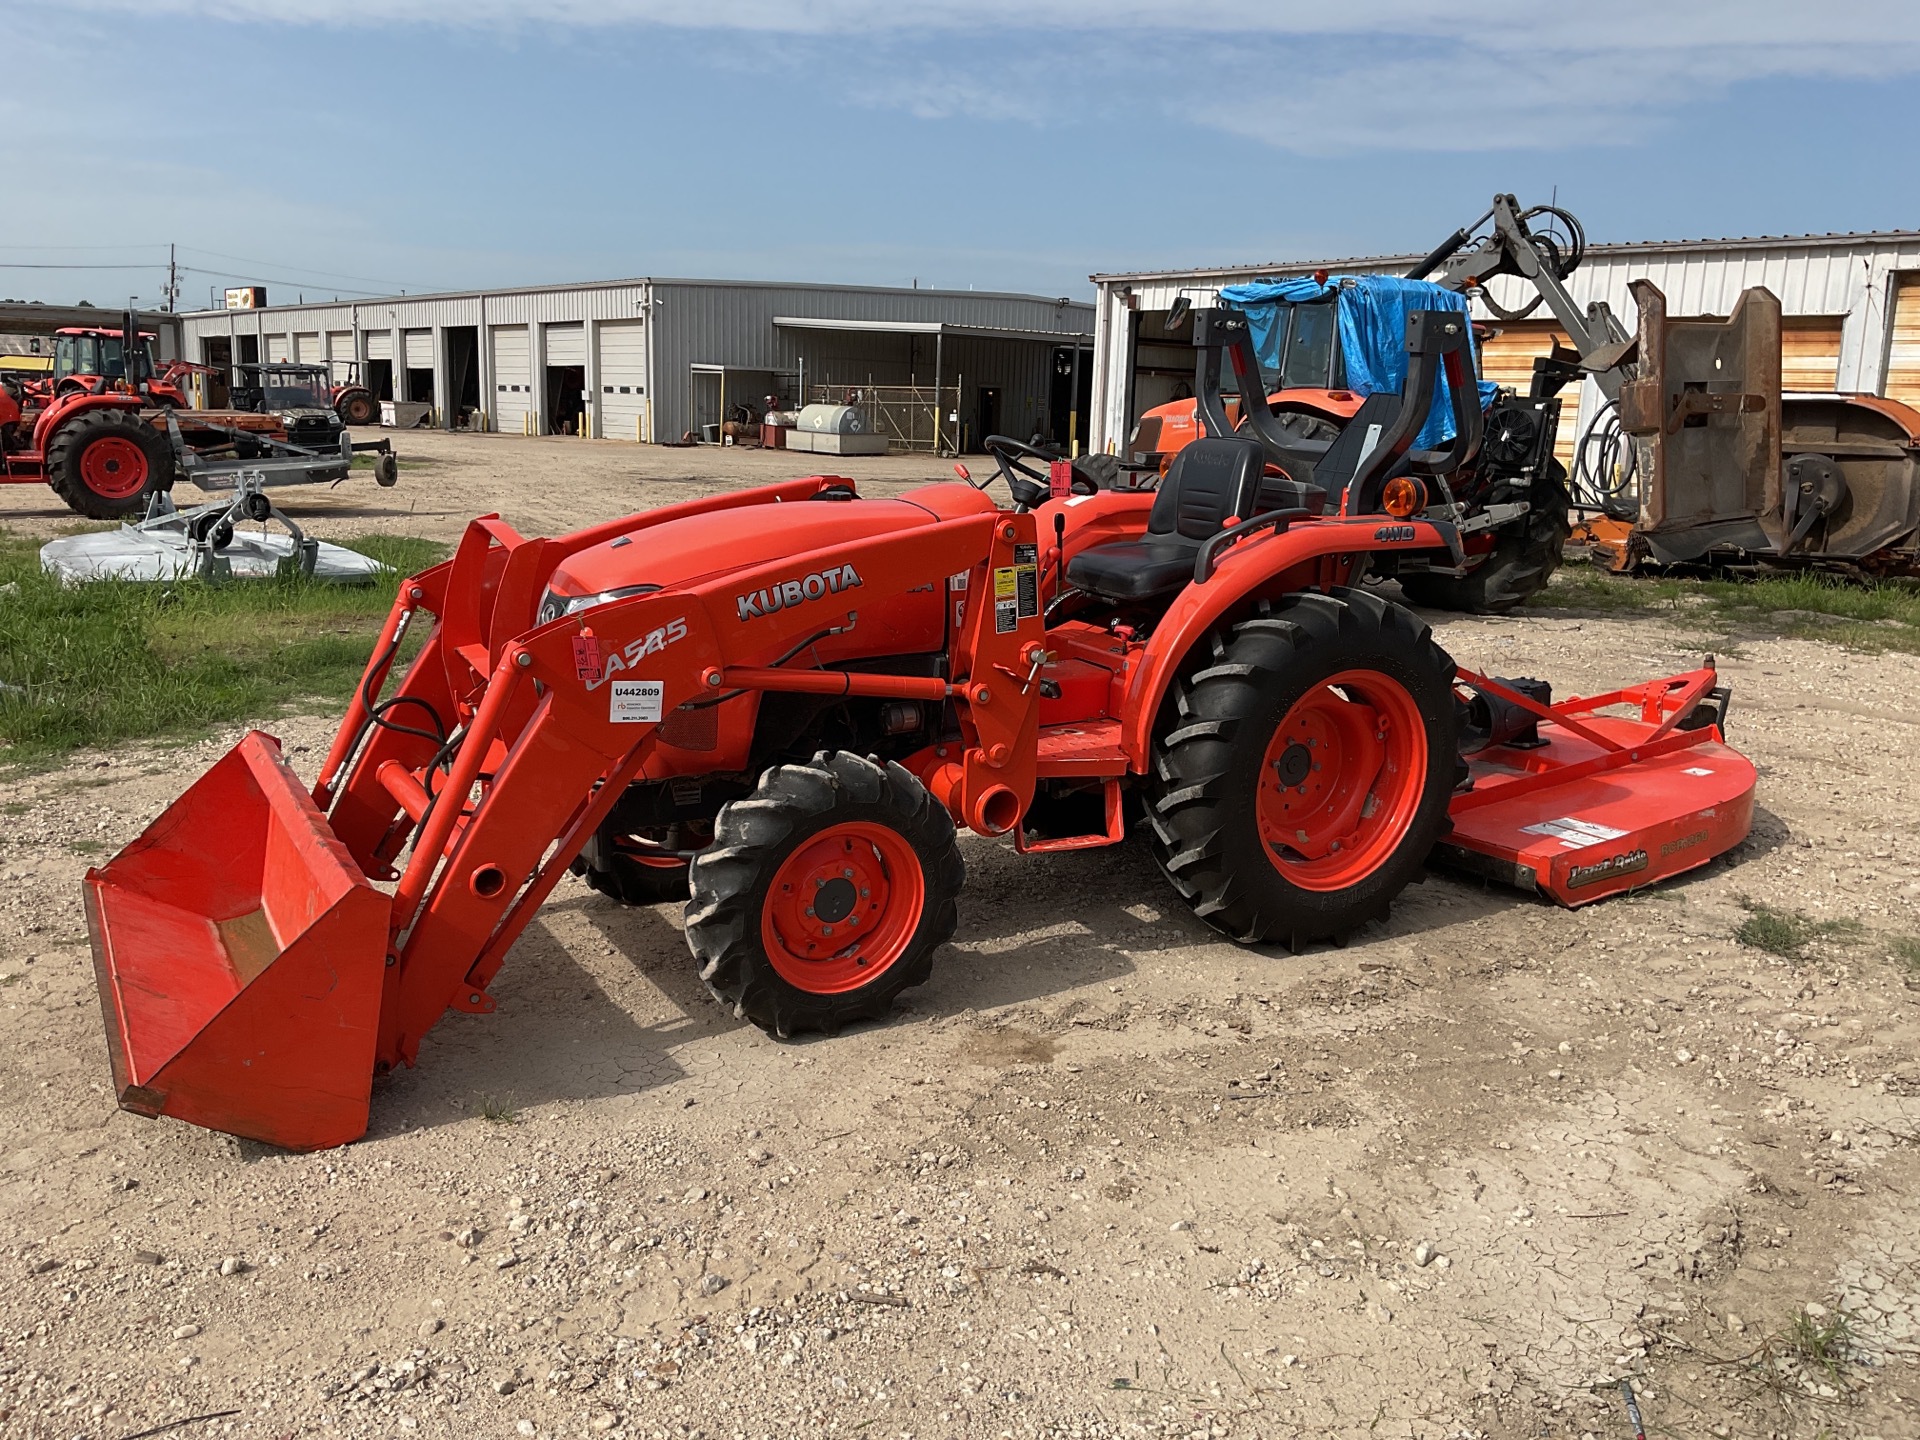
[[609, 680, 664, 723]]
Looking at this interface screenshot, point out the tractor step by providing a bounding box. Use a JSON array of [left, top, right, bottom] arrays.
[[86, 733, 390, 1151]]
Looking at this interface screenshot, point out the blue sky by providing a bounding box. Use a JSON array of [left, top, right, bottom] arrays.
[[6, 2, 1920, 308]]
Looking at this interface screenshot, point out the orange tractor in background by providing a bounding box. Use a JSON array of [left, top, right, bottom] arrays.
[[1, 310, 397, 518], [85, 303, 1755, 1151]]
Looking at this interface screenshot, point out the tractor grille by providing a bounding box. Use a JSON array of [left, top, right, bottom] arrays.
[[284, 417, 338, 449]]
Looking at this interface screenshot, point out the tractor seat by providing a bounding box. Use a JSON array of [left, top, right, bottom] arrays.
[[1066, 437, 1264, 602]]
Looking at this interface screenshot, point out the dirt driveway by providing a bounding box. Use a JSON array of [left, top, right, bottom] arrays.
[[2, 433, 1917, 1440]]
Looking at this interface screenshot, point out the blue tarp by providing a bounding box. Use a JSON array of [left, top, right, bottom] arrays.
[[1218, 273, 1499, 451]]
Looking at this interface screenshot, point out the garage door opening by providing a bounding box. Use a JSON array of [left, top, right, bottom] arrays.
[[445, 326, 480, 428], [200, 336, 233, 408], [546, 365, 586, 435], [405, 366, 434, 404], [365, 359, 394, 400]]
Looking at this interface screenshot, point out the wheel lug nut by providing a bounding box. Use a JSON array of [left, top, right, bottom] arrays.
[[804, 907, 815, 917], [842, 868, 854, 878]]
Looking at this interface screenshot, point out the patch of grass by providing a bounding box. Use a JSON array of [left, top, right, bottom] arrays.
[[1543, 560, 1920, 654], [1891, 935, 1920, 974], [1781, 1307, 1856, 1381], [1734, 897, 1863, 958], [1537, 564, 1690, 614], [0, 527, 446, 759], [352, 451, 446, 471], [477, 1094, 518, 1126], [68, 838, 106, 855]]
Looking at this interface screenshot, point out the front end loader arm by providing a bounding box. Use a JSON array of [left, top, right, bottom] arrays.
[[342, 503, 1045, 1074]]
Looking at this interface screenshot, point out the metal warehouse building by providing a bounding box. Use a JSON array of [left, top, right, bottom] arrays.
[[177, 280, 1093, 452], [1090, 230, 1920, 464]]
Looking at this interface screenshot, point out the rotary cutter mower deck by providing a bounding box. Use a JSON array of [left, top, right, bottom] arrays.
[[86, 307, 1757, 1151]]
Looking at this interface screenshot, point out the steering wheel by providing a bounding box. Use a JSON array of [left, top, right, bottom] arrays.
[[980, 434, 1097, 508]]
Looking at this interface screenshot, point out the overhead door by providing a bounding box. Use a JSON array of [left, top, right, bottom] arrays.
[[364, 331, 393, 362], [266, 334, 290, 362], [490, 325, 532, 435], [1476, 320, 1580, 469], [1782, 316, 1843, 393], [294, 332, 322, 364], [595, 320, 648, 441], [544, 323, 586, 366], [1883, 276, 1920, 410], [403, 330, 434, 370], [326, 331, 356, 379]]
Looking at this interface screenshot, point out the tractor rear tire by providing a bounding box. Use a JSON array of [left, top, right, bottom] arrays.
[[1396, 464, 1572, 614], [687, 751, 964, 1038], [1145, 587, 1458, 948], [46, 410, 175, 520], [339, 390, 378, 427]]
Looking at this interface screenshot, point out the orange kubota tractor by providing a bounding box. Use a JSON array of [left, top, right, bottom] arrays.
[[85, 305, 1756, 1151]]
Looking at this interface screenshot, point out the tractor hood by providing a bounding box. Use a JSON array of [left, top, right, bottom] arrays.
[[540, 482, 995, 624]]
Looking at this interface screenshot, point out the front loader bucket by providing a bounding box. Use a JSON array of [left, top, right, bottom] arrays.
[[85, 732, 390, 1151]]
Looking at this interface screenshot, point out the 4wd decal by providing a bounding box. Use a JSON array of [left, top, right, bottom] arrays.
[[584, 617, 688, 692], [1566, 849, 1649, 890], [737, 564, 863, 622]]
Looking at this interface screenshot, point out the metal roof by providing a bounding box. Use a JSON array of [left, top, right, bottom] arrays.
[[1090, 229, 1920, 285], [773, 316, 1093, 343], [180, 276, 1087, 320], [0, 301, 180, 333]]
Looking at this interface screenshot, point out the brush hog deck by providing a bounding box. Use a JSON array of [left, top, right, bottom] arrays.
[[84, 305, 1759, 1151]]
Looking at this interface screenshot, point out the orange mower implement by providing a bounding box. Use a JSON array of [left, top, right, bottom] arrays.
[[85, 306, 1757, 1151]]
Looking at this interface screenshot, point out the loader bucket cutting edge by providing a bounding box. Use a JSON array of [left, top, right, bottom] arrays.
[[86, 731, 390, 1151]]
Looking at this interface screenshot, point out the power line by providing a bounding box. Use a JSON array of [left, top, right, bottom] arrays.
[[174, 265, 390, 299], [0, 243, 168, 253], [175, 245, 417, 291], [0, 261, 165, 270]]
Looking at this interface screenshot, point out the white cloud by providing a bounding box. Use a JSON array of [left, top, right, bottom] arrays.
[[65, 1, 1920, 157]]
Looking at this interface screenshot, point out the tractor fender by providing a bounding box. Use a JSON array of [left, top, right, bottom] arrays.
[[31, 390, 146, 453], [1118, 516, 1457, 767]]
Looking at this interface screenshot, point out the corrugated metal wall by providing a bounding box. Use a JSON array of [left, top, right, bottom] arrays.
[[177, 280, 1089, 446], [648, 282, 1089, 442], [1091, 234, 1920, 453]]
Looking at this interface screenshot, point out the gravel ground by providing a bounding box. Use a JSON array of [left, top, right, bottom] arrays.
[[2, 433, 1917, 1440]]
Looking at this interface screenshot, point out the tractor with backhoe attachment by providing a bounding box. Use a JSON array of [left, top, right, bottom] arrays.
[[84, 303, 1756, 1152]]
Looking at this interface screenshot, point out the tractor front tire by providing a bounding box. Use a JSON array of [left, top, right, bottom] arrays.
[[1397, 464, 1572, 614], [339, 390, 378, 427], [575, 831, 693, 906], [46, 411, 175, 520], [1146, 588, 1458, 948], [687, 751, 963, 1038]]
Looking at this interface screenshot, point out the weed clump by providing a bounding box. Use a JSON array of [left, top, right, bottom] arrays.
[[1733, 898, 1861, 958]]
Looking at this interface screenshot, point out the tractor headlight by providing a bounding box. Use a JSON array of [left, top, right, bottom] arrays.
[[537, 583, 659, 626]]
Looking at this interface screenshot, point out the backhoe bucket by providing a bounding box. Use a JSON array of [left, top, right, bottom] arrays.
[[85, 732, 390, 1151]]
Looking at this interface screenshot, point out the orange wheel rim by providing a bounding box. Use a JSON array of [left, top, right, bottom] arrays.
[[79, 435, 149, 498], [760, 822, 924, 994], [1255, 668, 1427, 891]]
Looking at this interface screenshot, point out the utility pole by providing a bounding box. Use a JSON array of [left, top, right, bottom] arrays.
[[163, 243, 180, 313]]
